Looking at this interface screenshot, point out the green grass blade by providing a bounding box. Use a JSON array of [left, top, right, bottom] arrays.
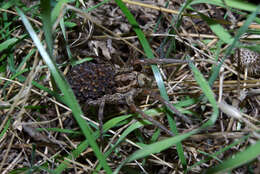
[[0, 38, 18, 52], [40, 0, 53, 56], [95, 118, 152, 172], [85, 0, 110, 13], [188, 61, 219, 127], [113, 0, 187, 169], [51, 0, 71, 24], [198, 12, 233, 44], [95, 109, 164, 172], [189, 135, 250, 171], [209, 4, 260, 86], [113, 0, 167, 98], [0, 118, 10, 139], [103, 115, 133, 132], [205, 139, 260, 174], [113, 129, 199, 174], [54, 140, 89, 173], [37, 127, 82, 135], [190, 0, 257, 12], [112, 59, 219, 172], [59, 17, 73, 61]]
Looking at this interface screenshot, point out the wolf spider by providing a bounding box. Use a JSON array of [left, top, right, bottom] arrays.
[[66, 57, 191, 137]]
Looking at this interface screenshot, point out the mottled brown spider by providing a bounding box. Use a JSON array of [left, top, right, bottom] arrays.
[[66, 57, 150, 136], [66, 58, 148, 107], [66, 57, 190, 137]]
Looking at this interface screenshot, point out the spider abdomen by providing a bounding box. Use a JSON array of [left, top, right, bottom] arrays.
[[66, 61, 117, 102]]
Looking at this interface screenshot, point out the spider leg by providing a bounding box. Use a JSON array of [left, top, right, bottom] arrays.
[[151, 93, 192, 124], [126, 93, 175, 137], [98, 97, 106, 144], [129, 102, 175, 137], [144, 90, 192, 124]]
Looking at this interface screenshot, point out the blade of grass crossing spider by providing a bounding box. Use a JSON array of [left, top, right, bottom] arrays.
[[243, 45, 260, 52], [209, 4, 260, 86], [114, 1, 168, 97], [113, 129, 199, 174], [113, 0, 168, 108], [205, 139, 260, 174], [190, 0, 257, 12], [16, 7, 112, 173], [114, 0, 188, 169], [71, 58, 93, 66], [188, 61, 218, 126]]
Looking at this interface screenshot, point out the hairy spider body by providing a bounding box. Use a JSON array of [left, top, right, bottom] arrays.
[[66, 58, 190, 137], [66, 61, 117, 103], [66, 58, 145, 106]]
